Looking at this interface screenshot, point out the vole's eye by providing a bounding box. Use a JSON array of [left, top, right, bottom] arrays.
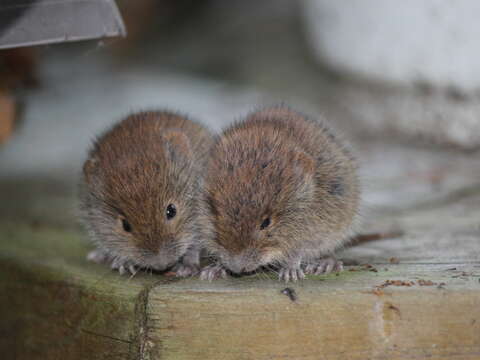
[[122, 218, 132, 233], [260, 217, 271, 230], [166, 204, 177, 220]]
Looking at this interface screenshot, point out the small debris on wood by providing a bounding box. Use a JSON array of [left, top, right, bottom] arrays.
[[363, 264, 378, 272], [377, 280, 415, 289], [342, 259, 360, 266], [373, 279, 448, 292], [388, 304, 401, 316], [350, 230, 404, 245], [446, 267, 457, 271], [370, 288, 384, 296], [417, 279, 436, 286], [348, 264, 379, 272], [389, 257, 400, 264], [452, 271, 473, 279], [281, 287, 297, 302]]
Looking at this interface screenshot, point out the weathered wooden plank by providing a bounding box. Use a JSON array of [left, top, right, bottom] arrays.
[[0, 220, 157, 360], [148, 267, 480, 360], [142, 187, 480, 359]]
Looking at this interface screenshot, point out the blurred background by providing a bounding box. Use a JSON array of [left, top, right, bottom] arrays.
[[1, 0, 480, 243], [2, 3, 480, 357]]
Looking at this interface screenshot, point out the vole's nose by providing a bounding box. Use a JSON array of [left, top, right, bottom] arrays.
[[228, 258, 245, 274]]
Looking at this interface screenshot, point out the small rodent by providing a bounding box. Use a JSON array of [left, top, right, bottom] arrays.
[[199, 105, 360, 282], [80, 111, 213, 276]]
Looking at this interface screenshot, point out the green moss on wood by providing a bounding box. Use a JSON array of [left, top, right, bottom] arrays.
[[0, 220, 158, 360]]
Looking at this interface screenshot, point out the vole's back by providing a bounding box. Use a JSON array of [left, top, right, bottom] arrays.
[[245, 106, 359, 227], [218, 106, 358, 204]]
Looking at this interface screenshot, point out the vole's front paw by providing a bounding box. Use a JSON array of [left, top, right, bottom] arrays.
[[304, 257, 343, 275], [111, 258, 138, 276], [278, 267, 305, 282], [173, 263, 200, 277], [87, 249, 110, 264], [200, 264, 228, 281], [87, 250, 137, 275]]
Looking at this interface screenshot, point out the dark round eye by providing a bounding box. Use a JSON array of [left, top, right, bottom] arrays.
[[122, 218, 132, 233], [166, 204, 177, 220], [260, 217, 271, 230]]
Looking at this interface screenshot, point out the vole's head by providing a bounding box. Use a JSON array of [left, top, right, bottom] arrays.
[[81, 114, 198, 271], [204, 134, 317, 274]]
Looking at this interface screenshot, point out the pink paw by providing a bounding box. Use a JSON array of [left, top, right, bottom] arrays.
[[200, 264, 228, 281], [278, 267, 305, 283], [173, 263, 200, 277], [305, 257, 343, 275], [110, 258, 138, 276]]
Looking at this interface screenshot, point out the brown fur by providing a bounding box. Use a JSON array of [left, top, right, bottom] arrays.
[[199, 105, 360, 277], [80, 111, 213, 273]]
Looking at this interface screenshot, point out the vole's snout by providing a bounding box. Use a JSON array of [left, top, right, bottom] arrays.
[[227, 250, 260, 274], [227, 257, 246, 274], [146, 251, 177, 272], [150, 260, 171, 271]]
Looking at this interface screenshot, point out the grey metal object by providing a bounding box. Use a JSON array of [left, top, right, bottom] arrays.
[[0, 0, 126, 50]]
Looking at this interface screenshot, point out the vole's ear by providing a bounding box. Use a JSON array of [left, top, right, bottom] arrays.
[[83, 156, 99, 184], [163, 130, 192, 159], [293, 150, 315, 179]]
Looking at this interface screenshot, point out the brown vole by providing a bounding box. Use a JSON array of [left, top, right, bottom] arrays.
[[199, 106, 360, 282], [80, 111, 213, 276]]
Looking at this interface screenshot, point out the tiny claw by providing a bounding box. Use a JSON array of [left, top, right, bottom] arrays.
[[174, 263, 199, 278], [110, 258, 137, 276], [111, 258, 121, 269], [200, 264, 228, 281], [128, 265, 137, 275], [305, 257, 343, 275], [334, 261, 344, 272], [279, 267, 305, 283], [118, 265, 126, 275]]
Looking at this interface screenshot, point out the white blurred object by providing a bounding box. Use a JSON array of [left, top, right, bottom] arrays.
[[303, 0, 480, 91]]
